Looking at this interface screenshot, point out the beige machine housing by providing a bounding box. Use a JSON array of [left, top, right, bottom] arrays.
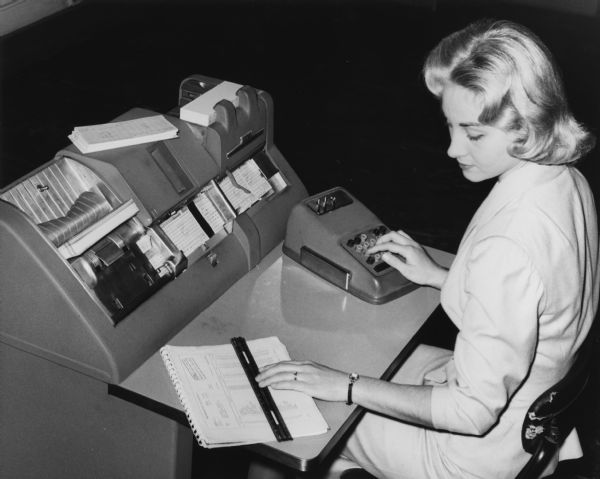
[[0, 76, 307, 479]]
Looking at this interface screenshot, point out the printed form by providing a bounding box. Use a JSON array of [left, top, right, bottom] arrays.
[[160, 207, 209, 257], [160, 337, 329, 448], [218, 159, 273, 214]]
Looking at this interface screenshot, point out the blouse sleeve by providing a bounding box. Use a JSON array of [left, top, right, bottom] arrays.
[[430, 236, 544, 435]]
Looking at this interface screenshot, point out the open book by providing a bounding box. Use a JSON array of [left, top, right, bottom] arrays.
[[160, 337, 329, 448]]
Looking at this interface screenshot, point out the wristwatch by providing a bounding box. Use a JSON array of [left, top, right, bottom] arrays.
[[346, 372, 360, 405]]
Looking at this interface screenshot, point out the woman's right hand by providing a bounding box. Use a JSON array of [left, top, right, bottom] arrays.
[[367, 230, 448, 289]]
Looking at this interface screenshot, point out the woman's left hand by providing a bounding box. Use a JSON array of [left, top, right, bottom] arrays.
[[255, 360, 348, 402]]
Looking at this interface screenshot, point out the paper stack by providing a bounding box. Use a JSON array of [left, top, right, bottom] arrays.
[[69, 115, 178, 154], [180, 81, 242, 126]]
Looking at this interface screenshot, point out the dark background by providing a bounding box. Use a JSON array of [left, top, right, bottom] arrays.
[[1, 1, 598, 477]]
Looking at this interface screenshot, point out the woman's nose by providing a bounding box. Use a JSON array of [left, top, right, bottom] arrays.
[[447, 131, 465, 159]]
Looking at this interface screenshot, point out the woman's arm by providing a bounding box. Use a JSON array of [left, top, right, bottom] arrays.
[[430, 236, 542, 435], [353, 376, 434, 427], [255, 361, 434, 428]]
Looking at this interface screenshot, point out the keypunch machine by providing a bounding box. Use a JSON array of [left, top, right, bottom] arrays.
[[0, 74, 416, 478], [0, 75, 308, 478]]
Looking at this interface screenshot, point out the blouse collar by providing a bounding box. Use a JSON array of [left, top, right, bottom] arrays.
[[459, 162, 567, 248]]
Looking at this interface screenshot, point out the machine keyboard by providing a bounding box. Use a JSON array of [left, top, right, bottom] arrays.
[[340, 225, 392, 276]]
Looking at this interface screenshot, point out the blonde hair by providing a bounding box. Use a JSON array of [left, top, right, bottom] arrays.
[[423, 19, 595, 165]]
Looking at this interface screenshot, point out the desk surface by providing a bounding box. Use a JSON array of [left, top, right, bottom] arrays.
[[114, 244, 453, 472]]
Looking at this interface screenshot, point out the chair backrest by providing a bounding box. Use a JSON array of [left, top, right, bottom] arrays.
[[515, 328, 596, 479]]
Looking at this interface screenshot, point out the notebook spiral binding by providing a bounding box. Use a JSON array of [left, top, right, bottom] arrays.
[[159, 347, 206, 447]]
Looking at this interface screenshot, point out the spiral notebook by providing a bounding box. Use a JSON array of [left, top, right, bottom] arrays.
[[160, 336, 329, 448]]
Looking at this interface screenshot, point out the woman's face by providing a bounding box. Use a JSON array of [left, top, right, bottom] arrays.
[[441, 83, 521, 182]]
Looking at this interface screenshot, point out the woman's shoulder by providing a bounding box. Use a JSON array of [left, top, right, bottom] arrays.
[[473, 165, 596, 268], [467, 167, 587, 256], [487, 165, 594, 238]]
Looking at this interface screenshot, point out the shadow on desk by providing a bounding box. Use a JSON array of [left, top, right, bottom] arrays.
[[192, 447, 254, 479]]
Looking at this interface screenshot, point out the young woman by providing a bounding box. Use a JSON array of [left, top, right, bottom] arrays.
[[256, 19, 599, 478]]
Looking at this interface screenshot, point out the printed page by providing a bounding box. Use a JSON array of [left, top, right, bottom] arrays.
[[218, 160, 273, 214], [235, 159, 273, 199], [160, 337, 328, 448], [218, 175, 255, 214], [160, 207, 209, 257]]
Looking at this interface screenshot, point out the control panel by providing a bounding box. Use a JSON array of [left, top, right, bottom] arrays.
[[340, 225, 392, 276]]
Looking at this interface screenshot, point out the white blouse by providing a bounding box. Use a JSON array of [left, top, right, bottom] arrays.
[[430, 162, 599, 475]]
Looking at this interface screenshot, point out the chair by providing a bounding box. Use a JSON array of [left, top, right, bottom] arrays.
[[515, 328, 596, 479]]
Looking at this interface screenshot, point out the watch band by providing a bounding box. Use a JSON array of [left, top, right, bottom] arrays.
[[346, 372, 360, 405]]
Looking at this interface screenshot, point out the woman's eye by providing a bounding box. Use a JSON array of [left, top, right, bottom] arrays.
[[467, 134, 484, 142]]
